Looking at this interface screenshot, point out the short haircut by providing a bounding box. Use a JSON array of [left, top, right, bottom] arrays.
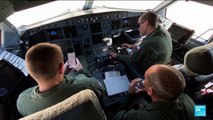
[[139, 11, 158, 28], [25, 43, 63, 80], [146, 64, 186, 102]]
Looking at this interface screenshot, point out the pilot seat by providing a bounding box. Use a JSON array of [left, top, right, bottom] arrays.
[[174, 42, 213, 119], [19, 89, 106, 120]]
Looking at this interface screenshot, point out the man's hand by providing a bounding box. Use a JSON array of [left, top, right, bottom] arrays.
[[64, 58, 83, 75], [122, 43, 136, 49], [73, 58, 83, 71], [108, 51, 118, 58], [129, 78, 144, 94], [64, 60, 72, 75]]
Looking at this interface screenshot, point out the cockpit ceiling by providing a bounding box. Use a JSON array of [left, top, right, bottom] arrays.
[[9, 0, 54, 12], [0, 0, 53, 22], [191, 0, 213, 7], [0, 0, 213, 23], [11, 0, 213, 12], [3, 0, 213, 12]]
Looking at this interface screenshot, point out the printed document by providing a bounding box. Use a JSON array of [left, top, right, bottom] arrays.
[[104, 71, 120, 79], [104, 75, 130, 96]]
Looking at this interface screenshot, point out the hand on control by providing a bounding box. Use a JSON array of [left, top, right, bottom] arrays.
[[108, 51, 118, 58], [122, 43, 135, 49]]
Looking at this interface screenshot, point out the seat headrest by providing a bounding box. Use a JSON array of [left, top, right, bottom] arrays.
[[184, 42, 213, 75], [19, 89, 106, 120]]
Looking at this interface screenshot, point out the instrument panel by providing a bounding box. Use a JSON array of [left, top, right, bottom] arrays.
[[21, 11, 142, 73], [23, 11, 141, 48]]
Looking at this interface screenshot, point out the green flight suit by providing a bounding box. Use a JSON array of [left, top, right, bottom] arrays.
[[117, 25, 172, 74], [16, 71, 106, 116], [123, 93, 196, 120]]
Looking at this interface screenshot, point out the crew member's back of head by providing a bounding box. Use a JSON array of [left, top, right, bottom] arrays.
[[17, 43, 105, 116], [146, 64, 186, 102], [25, 43, 63, 81], [119, 64, 196, 120]]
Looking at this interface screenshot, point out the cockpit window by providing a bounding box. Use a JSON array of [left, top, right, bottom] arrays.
[[7, 1, 163, 31], [93, 1, 163, 10], [7, 1, 85, 29], [166, 1, 213, 42]]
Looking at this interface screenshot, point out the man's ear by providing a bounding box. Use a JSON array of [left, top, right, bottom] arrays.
[[147, 87, 154, 96], [144, 20, 149, 27], [58, 62, 64, 75]]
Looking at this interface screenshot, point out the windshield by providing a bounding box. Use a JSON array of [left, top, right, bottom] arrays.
[[166, 1, 213, 42], [93, 1, 162, 10], [7, 1, 85, 29], [7, 1, 163, 31]]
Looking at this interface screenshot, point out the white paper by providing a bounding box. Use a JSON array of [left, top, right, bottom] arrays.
[[9, 55, 17, 64], [104, 75, 130, 96], [18, 60, 25, 70], [13, 57, 22, 67], [5, 53, 13, 61], [8, 54, 15, 63], [21, 64, 29, 76], [0, 50, 29, 76], [0, 51, 8, 60], [104, 71, 120, 79], [3, 52, 10, 60]]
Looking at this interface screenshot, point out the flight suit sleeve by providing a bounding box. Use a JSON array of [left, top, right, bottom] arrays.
[[71, 73, 106, 98], [88, 77, 107, 98], [116, 54, 131, 65]]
